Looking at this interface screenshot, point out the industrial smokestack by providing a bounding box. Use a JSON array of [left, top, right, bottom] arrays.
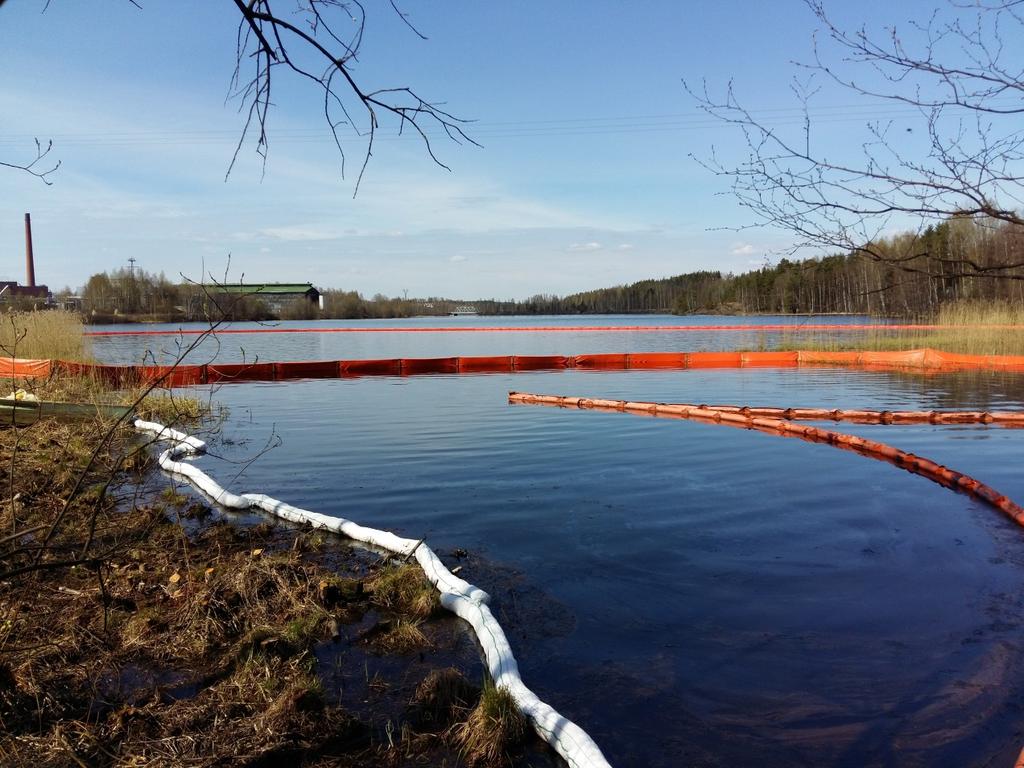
[[24, 213, 36, 287]]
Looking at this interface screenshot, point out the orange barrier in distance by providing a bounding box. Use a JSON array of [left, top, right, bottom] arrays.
[[573, 353, 629, 369], [145, 364, 207, 387], [512, 355, 571, 371], [273, 360, 341, 380], [507, 391, 1024, 527], [686, 351, 743, 369], [626, 352, 689, 369], [82, 323, 1024, 337], [341, 358, 403, 376], [6, 348, 1024, 386], [208, 362, 276, 383], [458, 356, 515, 373], [740, 351, 800, 367], [399, 357, 460, 375], [801, 348, 1024, 371]]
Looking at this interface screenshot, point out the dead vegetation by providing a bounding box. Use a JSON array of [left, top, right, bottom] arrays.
[[0, 521, 369, 766], [370, 618, 429, 655], [455, 682, 529, 767], [0, 379, 545, 767], [774, 299, 1024, 356], [409, 668, 479, 733], [366, 562, 441, 620], [0, 310, 93, 363]]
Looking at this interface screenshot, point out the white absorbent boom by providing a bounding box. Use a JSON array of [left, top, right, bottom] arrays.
[[134, 419, 612, 768]]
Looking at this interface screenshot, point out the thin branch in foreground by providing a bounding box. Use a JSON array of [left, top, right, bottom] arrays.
[[228, 0, 478, 194], [0, 139, 60, 185], [688, 0, 1024, 282]]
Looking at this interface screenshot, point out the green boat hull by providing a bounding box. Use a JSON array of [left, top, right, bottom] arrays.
[[0, 400, 132, 426]]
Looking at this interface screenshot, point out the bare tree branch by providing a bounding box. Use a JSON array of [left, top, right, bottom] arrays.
[[689, 0, 1024, 282], [227, 0, 478, 194], [2, 2, 472, 191], [0, 139, 60, 185]]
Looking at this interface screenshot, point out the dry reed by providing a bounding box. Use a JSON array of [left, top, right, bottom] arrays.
[[778, 300, 1024, 355], [0, 310, 92, 362]]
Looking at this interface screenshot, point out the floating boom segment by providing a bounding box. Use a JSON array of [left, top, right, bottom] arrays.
[[6, 348, 1024, 385], [644, 402, 1024, 426], [507, 392, 1024, 528]]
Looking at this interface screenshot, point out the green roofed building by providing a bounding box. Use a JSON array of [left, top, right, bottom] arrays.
[[204, 282, 321, 314]]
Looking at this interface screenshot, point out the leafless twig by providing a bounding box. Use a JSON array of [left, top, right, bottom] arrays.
[[228, 0, 478, 193], [0, 139, 60, 185], [689, 0, 1024, 282]]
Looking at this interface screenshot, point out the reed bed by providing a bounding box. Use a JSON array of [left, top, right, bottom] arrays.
[[776, 300, 1024, 356], [0, 309, 92, 362]]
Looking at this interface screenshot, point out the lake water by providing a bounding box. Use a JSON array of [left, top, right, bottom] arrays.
[[96, 316, 1024, 767], [89, 313, 889, 365]]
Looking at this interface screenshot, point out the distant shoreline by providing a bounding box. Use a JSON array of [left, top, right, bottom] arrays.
[[83, 310, 876, 326]]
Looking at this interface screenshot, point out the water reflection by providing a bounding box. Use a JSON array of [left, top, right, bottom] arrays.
[[91, 314, 880, 365], [118, 321, 1024, 767]]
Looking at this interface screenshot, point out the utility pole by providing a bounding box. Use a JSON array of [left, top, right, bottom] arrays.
[[122, 257, 139, 314]]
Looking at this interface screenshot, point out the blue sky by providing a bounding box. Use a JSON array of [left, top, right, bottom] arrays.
[[0, 0, 964, 299]]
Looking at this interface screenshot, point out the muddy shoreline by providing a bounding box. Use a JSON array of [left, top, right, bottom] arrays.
[[0, 403, 559, 767]]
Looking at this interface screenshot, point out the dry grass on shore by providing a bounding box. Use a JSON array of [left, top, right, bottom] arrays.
[[455, 682, 528, 767], [776, 300, 1024, 356], [0, 310, 92, 362], [0, 385, 533, 768], [933, 300, 1024, 327]]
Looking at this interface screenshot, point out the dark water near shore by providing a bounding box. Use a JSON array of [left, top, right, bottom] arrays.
[[97, 316, 1024, 767]]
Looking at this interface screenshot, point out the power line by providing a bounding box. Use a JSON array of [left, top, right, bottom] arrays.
[[0, 102, 1002, 148]]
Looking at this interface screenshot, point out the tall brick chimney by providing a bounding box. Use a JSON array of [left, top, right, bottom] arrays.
[[24, 213, 36, 287]]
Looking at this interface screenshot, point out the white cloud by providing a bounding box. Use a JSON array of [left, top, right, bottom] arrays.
[[569, 241, 602, 251], [617, 243, 634, 250], [730, 243, 757, 256], [350, 174, 617, 234], [449, 254, 467, 263]]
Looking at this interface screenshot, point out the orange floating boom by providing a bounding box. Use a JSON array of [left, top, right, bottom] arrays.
[[507, 392, 1024, 527], [82, 323, 1022, 337], [665, 403, 1024, 426], [0, 357, 51, 379], [4, 348, 1024, 386]]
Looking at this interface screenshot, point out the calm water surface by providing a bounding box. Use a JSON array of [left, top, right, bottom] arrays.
[[99, 316, 1024, 767], [91, 313, 884, 364]]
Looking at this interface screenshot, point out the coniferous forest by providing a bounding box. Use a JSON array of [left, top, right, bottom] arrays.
[[464, 217, 1024, 317]]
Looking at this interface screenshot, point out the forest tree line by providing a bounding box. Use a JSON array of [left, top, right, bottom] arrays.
[[69, 216, 1024, 321], [488, 217, 1024, 316]]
